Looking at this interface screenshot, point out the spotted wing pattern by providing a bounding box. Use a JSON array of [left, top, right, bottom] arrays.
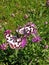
[[16, 24, 35, 35], [5, 34, 22, 49]]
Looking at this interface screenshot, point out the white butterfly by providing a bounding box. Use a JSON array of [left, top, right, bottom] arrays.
[[16, 24, 34, 35], [5, 34, 22, 49]]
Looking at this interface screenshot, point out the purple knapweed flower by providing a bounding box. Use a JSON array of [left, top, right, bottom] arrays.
[[0, 43, 8, 50], [32, 28, 37, 34], [21, 37, 27, 48], [4, 30, 11, 35], [32, 36, 41, 42]]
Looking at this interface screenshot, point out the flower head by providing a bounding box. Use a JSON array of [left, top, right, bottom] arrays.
[[32, 36, 41, 42], [0, 43, 8, 50], [21, 37, 27, 48], [32, 28, 37, 34], [4, 30, 11, 35]]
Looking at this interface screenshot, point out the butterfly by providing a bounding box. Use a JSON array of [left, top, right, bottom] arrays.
[[16, 22, 37, 36], [5, 32, 27, 49]]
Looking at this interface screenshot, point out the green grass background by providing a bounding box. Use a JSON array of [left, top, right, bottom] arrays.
[[0, 0, 49, 65]]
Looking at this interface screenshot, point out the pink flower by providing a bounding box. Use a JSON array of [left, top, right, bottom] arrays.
[[4, 30, 11, 35], [32, 36, 41, 42], [21, 37, 27, 48], [32, 29, 37, 34], [0, 43, 8, 50]]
